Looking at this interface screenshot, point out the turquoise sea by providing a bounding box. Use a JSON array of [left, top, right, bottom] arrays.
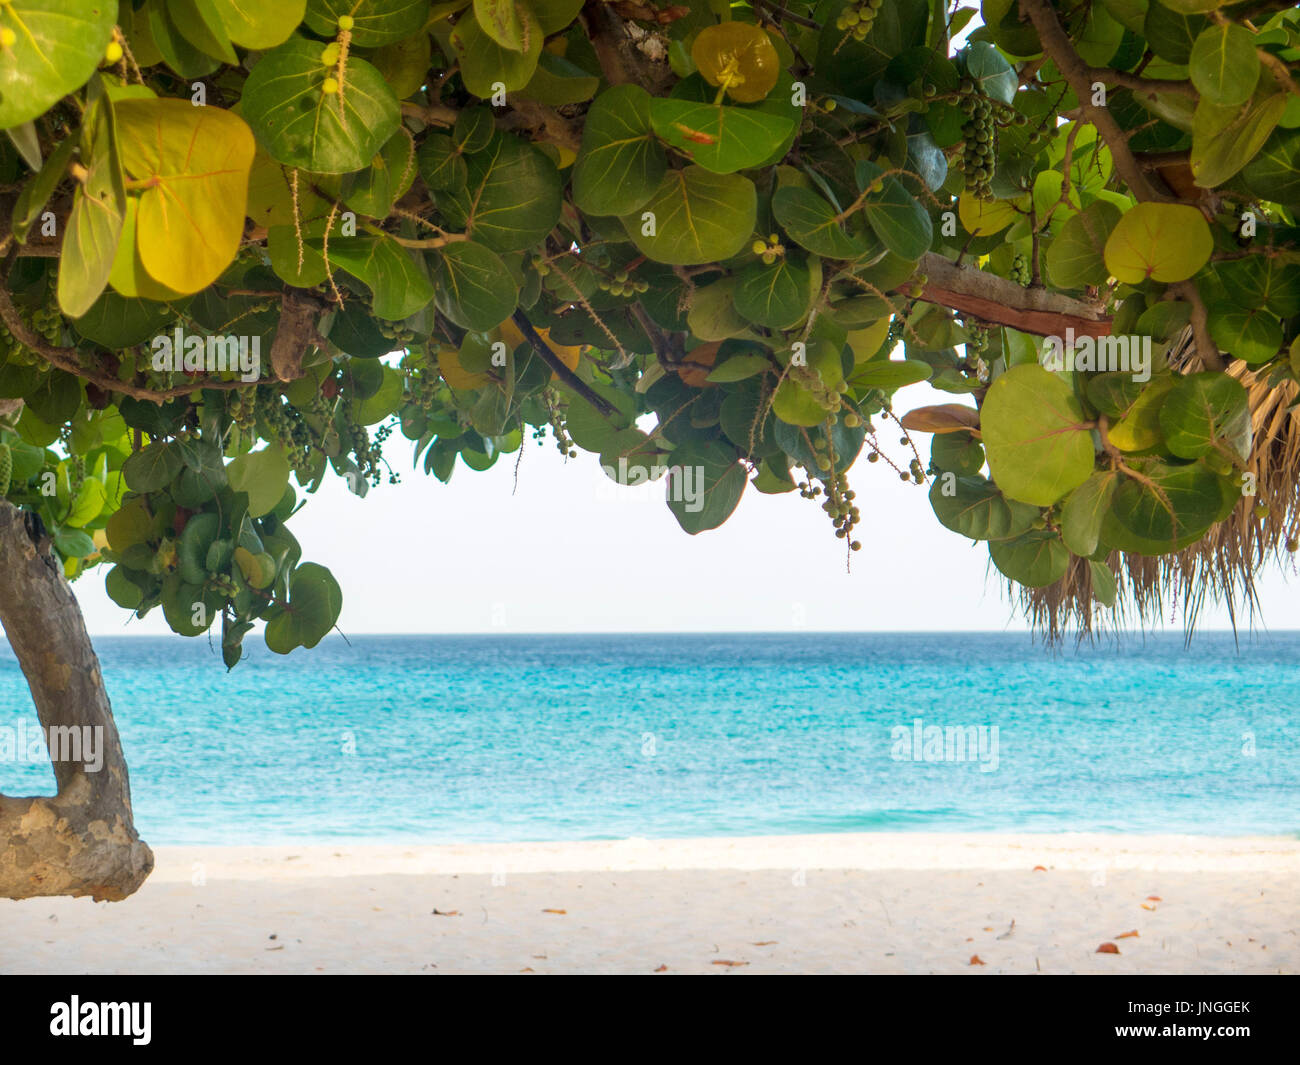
[[1, 633, 1297, 844]]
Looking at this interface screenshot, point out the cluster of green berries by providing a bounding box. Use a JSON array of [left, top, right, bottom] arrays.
[[790, 365, 845, 414], [229, 389, 259, 433], [825, 477, 862, 550], [907, 455, 925, 484], [542, 389, 576, 458], [835, 0, 884, 40], [959, 80, 998, 200], [377, 321, 416, 347], [0, 442, 12, 498], [257, 389, 314, 474], [1011, 252, 1031, 286], [966, 321, 989, 360], [751, 234, 785, 266], [598, 269, 649, 298]]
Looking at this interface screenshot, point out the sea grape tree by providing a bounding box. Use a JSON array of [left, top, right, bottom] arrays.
[[3, 0, 1300, 897]]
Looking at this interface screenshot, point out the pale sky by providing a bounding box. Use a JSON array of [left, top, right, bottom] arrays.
[[72, 378, 1300, 638]]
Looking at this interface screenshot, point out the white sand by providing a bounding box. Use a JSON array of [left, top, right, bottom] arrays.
[[3, 834, 1297, 974]]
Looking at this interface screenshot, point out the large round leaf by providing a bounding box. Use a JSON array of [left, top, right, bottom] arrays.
[[855, 160, 932, 260], [621, 166, 757, 266], [1158, 371, 1250, 461], [451, 5, 542, 97], [989, 530, 1070, 587], [115, 99, 255, 295], [733, 255, 816, 329], [434, 241, 520, 331], [649, 99, 795, 175], [1189, 23, 1259, 107], [666, 440, 747, 533], [981, 364, 1096, 506], [304, 0, 426, 46], [441, 132, 562, 252], [772, 186, 870, 259], [572, 84, 666, 217], [1047, 200, 1121, 288], [0, 0, 115, 129], [212, 0, 306, 48], [242, 36, 399, 174], [930, 475, 1038, 541], [1103, 202, 1212, 284]]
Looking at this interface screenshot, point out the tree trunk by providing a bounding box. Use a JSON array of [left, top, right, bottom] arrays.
[[0, 500, 152, 900]]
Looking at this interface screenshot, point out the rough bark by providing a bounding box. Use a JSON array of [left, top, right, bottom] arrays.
[[0, 501, 153, 901], [915, 253, 1111, 337]]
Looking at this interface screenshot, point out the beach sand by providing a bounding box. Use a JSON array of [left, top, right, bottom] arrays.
[[3, 834, 1297, 974]]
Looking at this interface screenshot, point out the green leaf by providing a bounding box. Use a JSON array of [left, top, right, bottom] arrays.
[[1103, 456, 1225, 552], [228, 445, 292, 517], [168, 0, 239, 63], [1191, 85, 1287, 188], [517, 51, 600, 106], [1104, 375, 1178, 452], [666, 440, 746, 534], [11, 134, 75, 242], [122, 441, 182, 493], [242, 36, 400, 174], [114, 99, 255, 295], [981, 364, 1095, 506], [1047, 200, 1122, 288], [441, 132, 562, 252], [473, 0, 531, 50], [930, 474, 1038, 541], [0, 0, 116, 130], [772, 186, 870, 259], [1208, 306, 1282, 364], [342, 129, 415, 218], [649, 99, 796, 174], [1143, 4, 1207, 65], [417, 133, 468, 193], [1088, 559, 1118, 607], [571, 85, 666, 217], [1060, 471, 1117, 556], [73, 290, 171, 347], [733, 255, 816, 329], [1158, 371, 1250, 461], [434, 240, 520, 331], [321, 233, 435, 320], [855, 160, 933, 261], [57, 85, 126, 318], [1189, 23, 1259, 107], [989, 530, 1070, 587], [304, 0, 427, 46], [212, 0, 306, 48], [265, 562, 342, 652], [1103, 202, 1212, 284], [1242, 126, 1300, 206], [962, 41, 1018, 104], [849, 359, 932, 391], [707, 352, 772, 383], [622, 166, 757, 266], [178, 512, 220, 585], [451, 5, 542, 96]]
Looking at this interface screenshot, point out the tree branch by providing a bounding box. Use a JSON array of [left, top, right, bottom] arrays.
[[1019, 0, 1170, 204], [912, 253, 1111, 337], [1019, 0, 1225, 369], [511, 310, 617, 416], [0, 251, 259, 401]]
